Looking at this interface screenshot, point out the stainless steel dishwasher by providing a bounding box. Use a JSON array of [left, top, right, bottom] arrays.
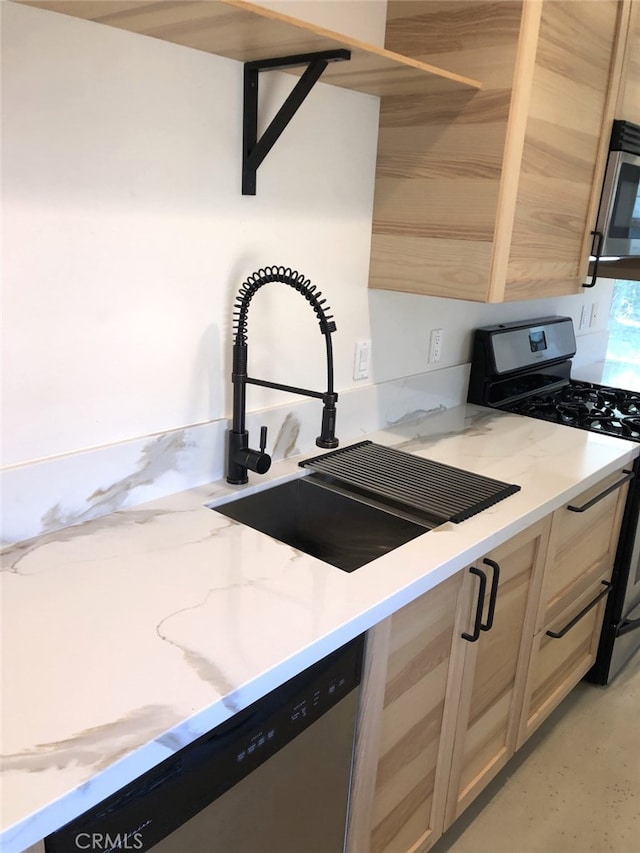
[[45, 636, 364, 853]]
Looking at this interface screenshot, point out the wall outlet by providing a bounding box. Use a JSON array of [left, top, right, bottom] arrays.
[[429, 328, 443, 363], [353, 339, 371, 380]]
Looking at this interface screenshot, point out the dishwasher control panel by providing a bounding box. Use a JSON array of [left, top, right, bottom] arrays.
[[233, 661, 352, 769]]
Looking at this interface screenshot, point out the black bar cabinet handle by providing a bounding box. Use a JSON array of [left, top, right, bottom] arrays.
[[480, 558, 500, 632], [567, 470, 634, 513], [462, 566, 487, 643], [583, 230, 603, 288], [546, 581, 612, 639]]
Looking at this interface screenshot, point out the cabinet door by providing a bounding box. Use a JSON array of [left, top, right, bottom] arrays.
[[348, 572, 463, 853], [370, 0, 521, 303], [519, 571, 612, 745], [615, 0, 640, 125], [443, 518, 550, 828], [371, 1, 626, 303], [503, 0, 625, 300], [536, 468, 630, 633]]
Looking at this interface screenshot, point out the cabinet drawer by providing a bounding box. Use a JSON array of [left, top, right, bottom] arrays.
[[536, 469, 629, 631], [519, 572, 612, 747]]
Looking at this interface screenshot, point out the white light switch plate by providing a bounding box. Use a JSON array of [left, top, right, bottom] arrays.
[[353, 340, 371, 380], [429, 329, 443, 363]]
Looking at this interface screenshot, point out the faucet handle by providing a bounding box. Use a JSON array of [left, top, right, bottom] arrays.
[[248, 424, 271, 475]]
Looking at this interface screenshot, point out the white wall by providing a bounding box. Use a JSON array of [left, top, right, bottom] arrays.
[[1, 1, 385, 468], [2, 0, 612, 476], [370, 284, 614, 383]]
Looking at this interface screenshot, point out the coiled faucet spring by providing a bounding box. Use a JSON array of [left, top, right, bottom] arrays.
[[227, 266, 339, 485]]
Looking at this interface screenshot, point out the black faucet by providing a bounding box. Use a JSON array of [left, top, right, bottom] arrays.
[[227, 266, 339, 485]]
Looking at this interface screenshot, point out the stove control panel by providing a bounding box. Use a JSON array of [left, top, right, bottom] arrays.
[[468, 316, 578, 407], [490, 317, 575, 374], [471, 315, 576, 379]]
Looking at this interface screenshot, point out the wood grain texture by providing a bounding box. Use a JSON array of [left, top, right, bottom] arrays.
[[516, 468, 629, 746], [369, 572, 463, 853], [486, 0, 542, 301], [503, 0, 623, 299], [615, 0, 640, 122], [519, 572, 611, 745], [576, 0, 633, 282], [444, 519, 551, 827], [375, 123, 506, 180], [369, 233, 493, 301], [536, 469, 628, 633], [370, 0, 625, 303], [347, 620, 393, 853], [369, 1, 521, 301], [374, 177, 499, 239], [15, 0, 481, 97]]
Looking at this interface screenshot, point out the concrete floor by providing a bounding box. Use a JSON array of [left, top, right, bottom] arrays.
[[432, 653, 640, 853]]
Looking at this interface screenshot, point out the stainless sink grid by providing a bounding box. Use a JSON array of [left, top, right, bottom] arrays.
[[300, 441, 520, 526]]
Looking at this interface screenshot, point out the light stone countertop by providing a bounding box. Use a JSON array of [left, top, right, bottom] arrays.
[[2, 404, 639, 853]]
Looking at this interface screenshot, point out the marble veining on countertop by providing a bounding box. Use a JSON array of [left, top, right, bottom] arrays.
[[1, 404, 639, 853]]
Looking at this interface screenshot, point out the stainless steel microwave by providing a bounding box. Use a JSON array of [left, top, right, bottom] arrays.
[[594, 120, 640, 258]]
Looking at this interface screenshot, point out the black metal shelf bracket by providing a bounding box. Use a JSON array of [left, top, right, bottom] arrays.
[[242, 49, 351, 195]]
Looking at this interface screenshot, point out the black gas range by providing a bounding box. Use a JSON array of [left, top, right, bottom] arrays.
[[468, 315, 640, 684], [468, 315, 640, 441]]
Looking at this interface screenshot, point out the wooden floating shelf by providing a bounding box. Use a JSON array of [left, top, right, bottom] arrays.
[[16, 0, 482, 98]]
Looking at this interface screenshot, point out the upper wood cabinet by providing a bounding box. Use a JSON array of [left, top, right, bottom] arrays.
[[592, 0, 640, 282], [370, 0, 629, 302], [614, 0, 640, 123]]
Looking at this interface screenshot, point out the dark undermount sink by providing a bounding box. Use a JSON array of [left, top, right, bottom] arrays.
[[209, 475, 432, 573]]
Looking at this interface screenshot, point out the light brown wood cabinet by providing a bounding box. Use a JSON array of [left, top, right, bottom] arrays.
[[614, 0, 640, 124], [348, 519, 550, 852], [348, 468, 630, 852], [442, 519, 550, 829], [534, 468, 630, 631], [519, 571, 613, 746], [590, 0, 640, 282], [347, 572, 464, 853], [518, 468, 630, 745], [369, 0, 630, 302]]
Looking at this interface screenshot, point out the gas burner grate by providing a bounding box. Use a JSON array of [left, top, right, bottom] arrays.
[[504, 380, 640, 442], [619, 399, 640, 416], [300, 441, 520, 525], [622, 417, 640, 438]]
